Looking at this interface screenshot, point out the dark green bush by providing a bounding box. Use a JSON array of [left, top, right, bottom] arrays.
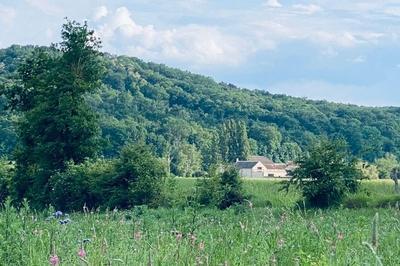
[[217, 167, 246, 209], [195, 166, 246, 209], [102, 144, 167, 208], [49, 159, 113, 210], [285, 138, 361, 208], [194, 176, 218, 206]]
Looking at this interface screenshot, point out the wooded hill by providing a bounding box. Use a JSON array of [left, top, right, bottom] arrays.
[[1, 45, 400, 176]]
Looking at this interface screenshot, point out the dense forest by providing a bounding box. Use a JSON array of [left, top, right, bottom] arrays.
[[1, 45, 400, 176]]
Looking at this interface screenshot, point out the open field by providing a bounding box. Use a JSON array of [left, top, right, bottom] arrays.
[[1, 179, 400, 265]]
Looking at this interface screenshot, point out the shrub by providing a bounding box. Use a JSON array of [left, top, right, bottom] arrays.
[[284, 138, 361, 208], [194, 176, 218, 206], [102, 144, 167, 208], [217, 166, 246, 209], [194, 166, 246, 209], [49, 159, 114, 210]]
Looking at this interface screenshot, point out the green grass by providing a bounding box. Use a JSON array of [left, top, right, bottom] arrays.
[[1, 179, 400, 265], [175, 178, 400, 209]]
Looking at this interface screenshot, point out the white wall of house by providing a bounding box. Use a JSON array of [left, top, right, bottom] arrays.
[[239, 162, 266, 178]]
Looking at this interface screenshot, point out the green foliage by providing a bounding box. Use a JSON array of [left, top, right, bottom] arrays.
[[5, 20, 103, 207], [2, 44, 400, 172], [217, 167, 246, 209], [0, 159, 14, 203], [286, 138, 361, 208], [2, 183, 400, 265], [49, 144, 168, 210], [49, 159, 113, 211], [172, 143, 203, 177], [195, 166, 246, 209], [375, 153, 399, 179], [102, 144, 167, 208], [356, 161, 379, 179], [220, 119, 250, 162]]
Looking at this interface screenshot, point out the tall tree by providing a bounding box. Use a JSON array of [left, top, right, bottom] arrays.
[[8, 20, 103, 206], [220, 119, 250, 162]]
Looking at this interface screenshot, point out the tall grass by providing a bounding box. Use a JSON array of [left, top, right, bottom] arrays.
[[1, 179, 400, 265]]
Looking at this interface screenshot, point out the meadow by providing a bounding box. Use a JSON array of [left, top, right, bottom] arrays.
[[1, 179, 400, 265]]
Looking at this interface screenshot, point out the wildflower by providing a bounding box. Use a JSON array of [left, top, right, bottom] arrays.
[[198, 241, 205, 251], [239, 221, 245, 230], [277, 238, 285, 248], [189, 233, 197, 245], [176, 232, 183, 241], [54, 211, 63, 218], [337, 232, 344, 240], [78, 248, 86, 258], [309, 222, 319, 234], [196, 256, 203, 265], [49, 254, 59, 266], [134, 231, 142, 240], [83, 203, 89, 214], [244, 199, 253, 209], [59, 218, 71, 225], [270, 255, 277, 265]]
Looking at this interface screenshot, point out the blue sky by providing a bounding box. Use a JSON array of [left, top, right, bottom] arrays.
[[1, 0, 400, 106]]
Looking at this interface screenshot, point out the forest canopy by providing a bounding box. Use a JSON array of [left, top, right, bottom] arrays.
[[1, 44, 400, 177]]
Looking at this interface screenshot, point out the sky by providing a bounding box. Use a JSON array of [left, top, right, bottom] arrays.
[[0, 0, 400, 106]]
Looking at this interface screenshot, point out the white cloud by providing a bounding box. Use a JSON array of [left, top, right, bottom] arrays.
[[93, 6, 108, 21], [268, 80, 389, 106], [96, 7, 249, 66], [251, 20, 363, 48], [292, 4, 322, 15], [25, 0, 61, 15], [0, 5, 16, 25], [384, 7, 400, 16], [351, 55, 366, 63], [264, 0, 282, 8]]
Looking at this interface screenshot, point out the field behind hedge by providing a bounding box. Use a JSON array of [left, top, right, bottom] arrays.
[[1, 179, 400, 265]]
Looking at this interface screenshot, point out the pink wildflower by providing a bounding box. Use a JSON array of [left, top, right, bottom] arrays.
[[78, 248, 86, 258], [49, 254, 59, 266]]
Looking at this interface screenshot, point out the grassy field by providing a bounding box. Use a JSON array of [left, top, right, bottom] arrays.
[[1, 179, 400, 265]]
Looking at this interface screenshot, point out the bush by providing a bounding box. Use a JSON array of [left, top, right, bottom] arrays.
[[102, 144, 167, 208], [285, 138, 361, 208], [195, 166, 246, 209], [49, 159, 114, 210], [194, 176, 218, 206], [217, 167, 245, 209], [49, 144, 169, 210]]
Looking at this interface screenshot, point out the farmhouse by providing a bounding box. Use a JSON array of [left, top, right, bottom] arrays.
[[235, 156, 295, 178]]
